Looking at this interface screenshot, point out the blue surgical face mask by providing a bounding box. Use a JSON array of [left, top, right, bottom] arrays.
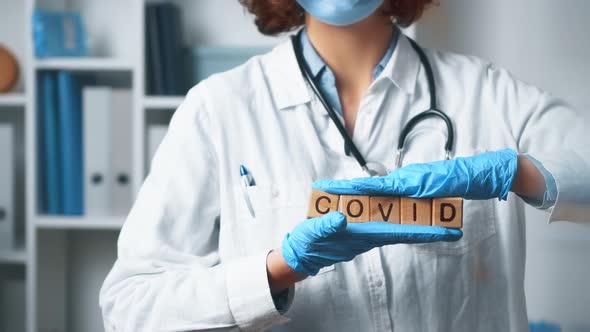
[[296, 0, 384, 26]]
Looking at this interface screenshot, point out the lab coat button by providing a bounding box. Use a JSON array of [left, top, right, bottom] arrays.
[[376, 280, 383, 287]]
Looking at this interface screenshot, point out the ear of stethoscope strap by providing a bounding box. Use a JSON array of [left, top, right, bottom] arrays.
[[395, 149, 403, 169], [361, 165, 372, 177]]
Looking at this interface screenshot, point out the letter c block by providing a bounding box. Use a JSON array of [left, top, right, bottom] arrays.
[[307, 190, 340, 218], [339, 195, 370, 223], [432, 197, 463, 229]]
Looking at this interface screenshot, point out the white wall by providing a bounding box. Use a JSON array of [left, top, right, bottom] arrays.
[[416, 1, 590, 330], [0, 0, 26, 92]]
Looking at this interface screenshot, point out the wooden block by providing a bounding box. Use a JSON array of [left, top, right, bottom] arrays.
[[400, 198, 432, 226], [432, 197, 463, 229], [339, 195, 370, 223], [307, 190, 340, 218], [369, 196, 400, 223]]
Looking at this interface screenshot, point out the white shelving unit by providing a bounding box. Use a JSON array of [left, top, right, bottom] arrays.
[[23, 0, 143, 330], [0, 0, 275, 331], [0, 0, 28, 331]]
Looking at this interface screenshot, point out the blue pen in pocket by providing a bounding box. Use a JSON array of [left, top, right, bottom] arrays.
[[240, 165, 255, 218]]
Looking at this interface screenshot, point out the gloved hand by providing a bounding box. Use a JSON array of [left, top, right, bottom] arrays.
[[282, 212, 463, 276], [312, 149, 518, 200]]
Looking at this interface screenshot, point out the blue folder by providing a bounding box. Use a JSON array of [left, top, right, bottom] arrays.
[[40, 72, 62, 214], [146, 4, 165, 95], [158, 4, 183, 95], [57, 71, 84, 215], [32, 10, 88, 58]]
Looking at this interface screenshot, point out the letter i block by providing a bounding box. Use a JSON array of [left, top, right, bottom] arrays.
[[339, 195, 370, 223], [307, 190, 340, 218], [432, 198, 463, 229], [400, 198, 432, 226], [369, 196, 400, 223]]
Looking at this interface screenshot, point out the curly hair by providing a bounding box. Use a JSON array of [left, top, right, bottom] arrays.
[[239, 0, 437, 35]]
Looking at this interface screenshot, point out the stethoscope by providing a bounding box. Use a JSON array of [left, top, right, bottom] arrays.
[[291, 29, 455, 177]]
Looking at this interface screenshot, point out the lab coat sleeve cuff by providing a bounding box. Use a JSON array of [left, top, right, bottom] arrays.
[[272, 285, 294, 314], [529, 153, 590, 223], [225, 251, 291, 331], [519, 154, 558, 209]]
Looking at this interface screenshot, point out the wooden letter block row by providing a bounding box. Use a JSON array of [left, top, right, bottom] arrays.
[[307, 190, 463, 229]]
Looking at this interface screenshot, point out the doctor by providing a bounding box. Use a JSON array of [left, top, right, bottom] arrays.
[[100, 0, 590, 331]]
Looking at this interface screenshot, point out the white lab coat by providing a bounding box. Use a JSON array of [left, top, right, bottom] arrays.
[[99, 34, 590, 331]]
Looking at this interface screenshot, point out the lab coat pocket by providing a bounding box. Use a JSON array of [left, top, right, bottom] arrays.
[[412, 199, 497, 255], [232, 183, 309, 253], [235, 184, 308, 220], [239, 185, 274, 218], [234, 185, 283, 224]]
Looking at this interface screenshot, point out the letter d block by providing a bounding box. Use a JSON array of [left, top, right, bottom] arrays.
[[432, 198, 463, 229], [307, 190, 340, 218], [401, 198, 432, 226], [339, 195, 370, 223]]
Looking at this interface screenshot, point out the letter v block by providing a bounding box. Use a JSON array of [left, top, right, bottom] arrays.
[[432, 198, 463, 229], [369, 196, 400, 223], [307, 190, 340, 218]]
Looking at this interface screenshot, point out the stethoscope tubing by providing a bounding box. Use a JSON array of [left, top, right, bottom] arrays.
[[291, 29, 455, 173], [404, 38, 454, 156], [291, 31, 371, 172]]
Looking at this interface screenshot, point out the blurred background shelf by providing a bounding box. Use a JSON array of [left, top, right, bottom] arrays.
[[0, 247, 27, 264], [143, 96, 185, 110], [34, 58, 134, 71], [34, 216, 125, 230], [0, 93, 26, 107]]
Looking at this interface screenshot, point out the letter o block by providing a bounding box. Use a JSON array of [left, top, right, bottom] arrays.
[[339, 195, 370, 223], [432, 197, 463, 229], [307, 190, 340, 218]]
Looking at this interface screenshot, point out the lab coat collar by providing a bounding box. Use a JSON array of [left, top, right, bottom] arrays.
[[378, 33, 421, 95], [264, 32, 420, 111], [264, 38, 312, 110]]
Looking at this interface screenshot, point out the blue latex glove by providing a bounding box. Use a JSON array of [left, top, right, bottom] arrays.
[[313, 149, 518, 200], [282, 212, 463, 276]]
